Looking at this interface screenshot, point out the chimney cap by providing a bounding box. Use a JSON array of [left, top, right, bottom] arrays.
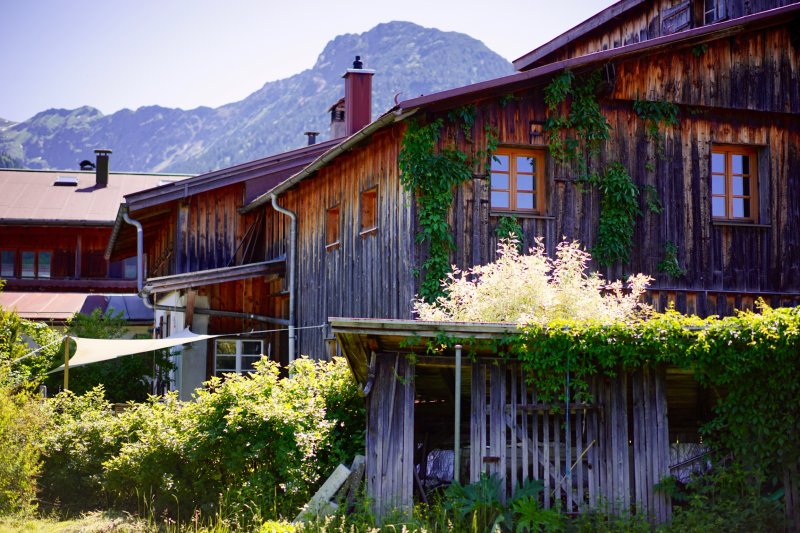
[[94, 148, 112, 155], [353, 56, 363, 69]]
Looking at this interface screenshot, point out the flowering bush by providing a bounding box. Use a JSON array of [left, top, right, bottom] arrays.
[[414, 237, 651, 324]]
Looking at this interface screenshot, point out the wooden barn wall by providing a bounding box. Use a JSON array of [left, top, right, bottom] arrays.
[[612, 25, 799, 114], [431, 23, 799, 315], [535, 0, 798, 66], [275, 126, 417, 359]]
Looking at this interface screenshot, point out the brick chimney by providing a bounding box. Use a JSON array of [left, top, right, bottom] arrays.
[[94, 149, 112, 187], [343, 56, 374, 136]]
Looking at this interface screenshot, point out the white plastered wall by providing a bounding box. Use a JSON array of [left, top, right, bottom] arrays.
[[154, 291, 210, 401]]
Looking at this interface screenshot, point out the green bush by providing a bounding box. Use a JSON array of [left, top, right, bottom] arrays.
[[38, 386, 134, 511], [0, 379, 46, 515], [38, 357, 364, 524]]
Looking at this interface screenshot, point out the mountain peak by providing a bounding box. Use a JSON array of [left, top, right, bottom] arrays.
[[1, 23, 512, 173]]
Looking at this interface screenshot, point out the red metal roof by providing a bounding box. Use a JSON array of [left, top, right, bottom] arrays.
[[0, 291, 153, 322], [0, 169, 191, 226]]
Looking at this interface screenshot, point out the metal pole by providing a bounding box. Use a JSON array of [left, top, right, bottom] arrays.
[[63, 337, 70, 391], [454, 344, 462, 483]]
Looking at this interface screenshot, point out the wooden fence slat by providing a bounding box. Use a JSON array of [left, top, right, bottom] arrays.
[[521, 368, 529, 482], [576, 408, 584, 510], [544, 410, 551, 508], [566, 408, 573, 512], [510, 366, 518, 494], [554, 406, 562, 505]]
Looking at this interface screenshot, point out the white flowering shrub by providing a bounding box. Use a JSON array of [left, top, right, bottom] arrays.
[[413, 237, 651, 324]]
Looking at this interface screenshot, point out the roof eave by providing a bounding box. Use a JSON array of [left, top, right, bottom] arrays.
[[241, 109, 417, 213], [513, 0, 646, 71]]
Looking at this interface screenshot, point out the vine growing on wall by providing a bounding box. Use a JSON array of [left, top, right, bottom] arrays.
[[495, 216, 524, 252], [399, 119, 473, 302], [658, 241, 686, 278], [592, 163, 641, 266], [544, 70, 640, 267]]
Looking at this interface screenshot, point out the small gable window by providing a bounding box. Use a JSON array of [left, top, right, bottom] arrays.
[[360, 187, 378, 234], [710, 145, 758, 222], [490, 148, 546, 213], [703, 0, 727, 24], [326, 205, 341, 249]]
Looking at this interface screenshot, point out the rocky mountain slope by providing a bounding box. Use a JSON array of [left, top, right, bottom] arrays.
[[0, 22, 512, 173]]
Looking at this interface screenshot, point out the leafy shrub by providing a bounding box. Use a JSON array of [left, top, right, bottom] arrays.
[[0, 303, 62, 386], [39, 357, 364, 524], [38, 386, 133, 511], [0, 378, 46, 515], [414, 238, 650, 324]]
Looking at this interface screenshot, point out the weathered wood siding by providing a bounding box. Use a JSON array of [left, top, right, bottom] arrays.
[[470, 361, 671, 521], [271, 127, 418, 358], [435, 23, 800, 312], [366, 354, 415, 520], [525, 0, 799, 68], [262, 22, 798, 358]]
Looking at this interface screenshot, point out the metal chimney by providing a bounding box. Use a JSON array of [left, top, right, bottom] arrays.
[[343, 55, 374, 136], [94, 149, 112, 187], [304, 131, 319, 146]]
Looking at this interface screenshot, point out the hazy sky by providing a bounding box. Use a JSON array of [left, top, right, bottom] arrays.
[[1, 0, 617, 123]]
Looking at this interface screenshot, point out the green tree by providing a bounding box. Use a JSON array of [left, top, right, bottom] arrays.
[[46, 309, 174, 403]]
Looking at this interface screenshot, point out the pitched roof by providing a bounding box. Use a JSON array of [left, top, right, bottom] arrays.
[[243, 2, 800, 210], [512, 0, 647, 71], [0, 169, 191, 226], [0, 291, 153, 322]]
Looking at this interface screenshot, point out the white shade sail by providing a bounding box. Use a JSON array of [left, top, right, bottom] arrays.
[[49, 328, 217, 373]]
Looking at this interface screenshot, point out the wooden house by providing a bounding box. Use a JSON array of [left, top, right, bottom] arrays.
[[106, 0, 798, 520], [0, 151, 190, 331]]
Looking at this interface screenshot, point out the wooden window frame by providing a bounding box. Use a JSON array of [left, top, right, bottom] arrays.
[[213, 338, 264, 377], [489, 148, 546, 214], [326, 205, 341, 250], [710, 144, 758, 223], [19, 249, 52, 279], [359, 186, 378, 235], [1, 249, 16, 278]]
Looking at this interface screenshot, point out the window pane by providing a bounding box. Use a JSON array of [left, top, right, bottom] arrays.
[[242, 356, 261, 372], [491, 173, 509, 190], [124, 257, 137, 279], [711, 152, 725, 173], [21, 251, 35, 278], [0, 251, 13, 277], [712, 174, 725, 195], [216, 340, 237, 355], [491, 155, 509, 172], [732, 176, 751, 197], [517, 174, 534, 191], [712, 197, 726, 217], [516, 156, 535, 174], [517, 193, 535, 210], [491, 191, 510, 208], [732, 198, 750, 218], [732, 154, 744, 174], [216, 355, 236, 371], [38, 252, 51, 279], [241, 341, 262, 355]]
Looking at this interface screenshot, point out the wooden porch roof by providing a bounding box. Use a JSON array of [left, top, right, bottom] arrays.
[[331, 317, 519, 400], [143, 257, 285, 294]]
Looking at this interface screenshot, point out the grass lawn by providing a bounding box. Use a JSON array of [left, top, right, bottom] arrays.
[[0, 512, 149, 532]]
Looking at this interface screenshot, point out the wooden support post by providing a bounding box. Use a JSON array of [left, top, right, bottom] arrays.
[[63, 337, 70, 391]]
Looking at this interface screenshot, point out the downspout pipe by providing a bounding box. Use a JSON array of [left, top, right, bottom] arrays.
[[454, 344, 462, 483], [122, 210, 153, 310], [270, 193, 296, 365]]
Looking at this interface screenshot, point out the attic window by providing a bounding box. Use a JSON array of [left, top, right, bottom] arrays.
[[360, 187, 378, 234], [703, 0, 727, 24], [326, 205, 340, 249], [54, 176, 79, 187]]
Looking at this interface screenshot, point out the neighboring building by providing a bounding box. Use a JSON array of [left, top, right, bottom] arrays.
[[104, 0, 799, 521], [0, 150, 191, 332]]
